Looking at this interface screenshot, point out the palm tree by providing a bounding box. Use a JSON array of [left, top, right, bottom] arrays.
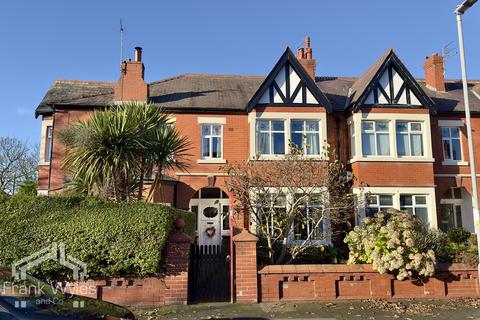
[[58, 102, 190, 202]]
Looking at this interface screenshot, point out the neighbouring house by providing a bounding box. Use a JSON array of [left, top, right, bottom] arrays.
[[34, 38, 480, 246]]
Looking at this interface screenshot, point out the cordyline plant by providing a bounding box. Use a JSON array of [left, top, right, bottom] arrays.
[[224, 144, 356, 264], [58, 102, 190, 202]]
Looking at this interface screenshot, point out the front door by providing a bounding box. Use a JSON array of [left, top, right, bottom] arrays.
[[198, 201, 222, 246]]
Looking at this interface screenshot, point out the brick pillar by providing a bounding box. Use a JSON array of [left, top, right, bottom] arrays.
[[233, 229, 258, 303], [164, 219, 191, 305]]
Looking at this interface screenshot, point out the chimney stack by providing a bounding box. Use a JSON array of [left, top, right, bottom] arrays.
[[297, 36, 316, 80], [422, 53, 445, 92], [114, 47, 148, 102]]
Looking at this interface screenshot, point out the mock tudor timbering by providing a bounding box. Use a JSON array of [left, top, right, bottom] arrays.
[[35, 40, 480, 238]]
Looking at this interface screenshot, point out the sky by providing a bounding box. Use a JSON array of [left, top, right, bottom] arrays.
[[0, 0, 479, 145]]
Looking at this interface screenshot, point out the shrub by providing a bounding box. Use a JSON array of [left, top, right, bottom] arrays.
[[292, 245, 342, 264], [344, 209, 436, 280], [447, 227, 471, 244], [0, 195, 194, 280]]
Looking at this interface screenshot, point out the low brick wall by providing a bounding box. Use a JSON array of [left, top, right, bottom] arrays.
[[63, 277, 166, 307], [258, 264, 479, 302], [62, 226, 192, 307]]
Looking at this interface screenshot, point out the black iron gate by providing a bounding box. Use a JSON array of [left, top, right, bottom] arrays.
[[188, 244, 230, 302]]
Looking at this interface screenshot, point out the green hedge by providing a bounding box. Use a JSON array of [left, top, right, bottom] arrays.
[[0, 195, 194, 279]]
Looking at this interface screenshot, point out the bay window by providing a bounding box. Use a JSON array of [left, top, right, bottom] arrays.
[[256, 120, 285, 155], [291, 120, 320, 155], [293, 193, 325, 241], [396, 121, 423, 156], [400, 195, 428, 223], [361, 121, 390, 156], [366, 194, 393, 217], [442, 127, 462, 161], [201, 124, 222, 158]]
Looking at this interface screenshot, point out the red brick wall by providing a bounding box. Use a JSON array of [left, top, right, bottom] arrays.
[[233, 230, 258, 303], [351, 162, 435, 187], [64, 229, 191, 307], [259, 264, 479, 302]]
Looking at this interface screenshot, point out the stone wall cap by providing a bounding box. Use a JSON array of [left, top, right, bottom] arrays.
[[233, 229, 258, 242]]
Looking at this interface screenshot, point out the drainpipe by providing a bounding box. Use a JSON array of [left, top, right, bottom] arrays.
[[47, 104, 56, 196]]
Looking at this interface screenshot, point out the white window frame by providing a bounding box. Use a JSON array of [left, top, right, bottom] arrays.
[[349, 120, 356, 158], [353, 187, 437, 229], [400, 194, 429, 223], [290, 119, 321, 156], [292, 194, 329, 244], [396, 121, 424, 157], [365, 194, 394, 218], [39, 119, 53, 165], [441, 126, 467, 165], [348, 112, 433, 163], [201, 124, 223, 159], [255, 119, 286, 156], [361, 120, 390, 156], [249, 112, 327, 160], [250, 189, 331, 245]]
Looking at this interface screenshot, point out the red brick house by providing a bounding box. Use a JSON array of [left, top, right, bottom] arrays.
[[35, 39, 480, 246]]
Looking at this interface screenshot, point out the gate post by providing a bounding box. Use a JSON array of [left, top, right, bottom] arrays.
[[233, 229, 258, 303], [165, 218, 192, 305]]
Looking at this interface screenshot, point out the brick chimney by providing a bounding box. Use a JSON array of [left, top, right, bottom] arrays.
[[422, 53, 445, 92], [114, 47, 148, 102], [296, 36, 316, 80]]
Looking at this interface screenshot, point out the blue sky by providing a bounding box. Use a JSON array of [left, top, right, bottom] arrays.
[[0, 0, 479, 144]]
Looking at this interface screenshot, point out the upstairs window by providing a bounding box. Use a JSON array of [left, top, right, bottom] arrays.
[[396, 121, 423, 156], [362, 121, 390, 156], [45, 126, 53, 162], [290, 120, 321, 155], [202, 124, 222, 159], [256, 120, 285, 155], [349, 122, 356, 158], [442, 127, 462, 161]]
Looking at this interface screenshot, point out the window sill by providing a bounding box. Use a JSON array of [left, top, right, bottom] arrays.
[[442, 160, 469, 166], [288, 239, 331, 246], [197, 159, 227, 164], [38, 161, 51, 166], [348, 157, 435, 164]]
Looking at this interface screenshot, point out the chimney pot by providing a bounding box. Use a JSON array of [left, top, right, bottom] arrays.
[[297, 48, 305, 59], [297, 36, 316, 80], [134, 47, 142, 62]]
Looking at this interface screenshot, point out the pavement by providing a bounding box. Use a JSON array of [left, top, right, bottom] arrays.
[[132, 298, 480, 319]]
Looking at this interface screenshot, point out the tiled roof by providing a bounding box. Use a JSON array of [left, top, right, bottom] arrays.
[[148, 74, 264, 111], [35, 72, 480, 117]]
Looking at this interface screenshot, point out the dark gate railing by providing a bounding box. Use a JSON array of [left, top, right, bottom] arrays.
[[188, 244, 230, 303]]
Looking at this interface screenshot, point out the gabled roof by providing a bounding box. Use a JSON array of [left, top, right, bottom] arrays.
[[247, 47, 332, 112], [347, 49, 436, 113]]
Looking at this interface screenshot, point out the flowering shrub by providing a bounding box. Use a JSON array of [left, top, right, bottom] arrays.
[[344, 209, 436, 280]]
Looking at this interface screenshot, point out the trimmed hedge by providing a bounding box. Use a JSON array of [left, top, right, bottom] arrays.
[[0, 195, 194, 279]]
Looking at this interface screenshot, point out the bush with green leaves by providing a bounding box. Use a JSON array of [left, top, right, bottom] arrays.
[[448, 227, 471, 244], [0, 195, 194, 280], [344, 209, 436, 280]]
